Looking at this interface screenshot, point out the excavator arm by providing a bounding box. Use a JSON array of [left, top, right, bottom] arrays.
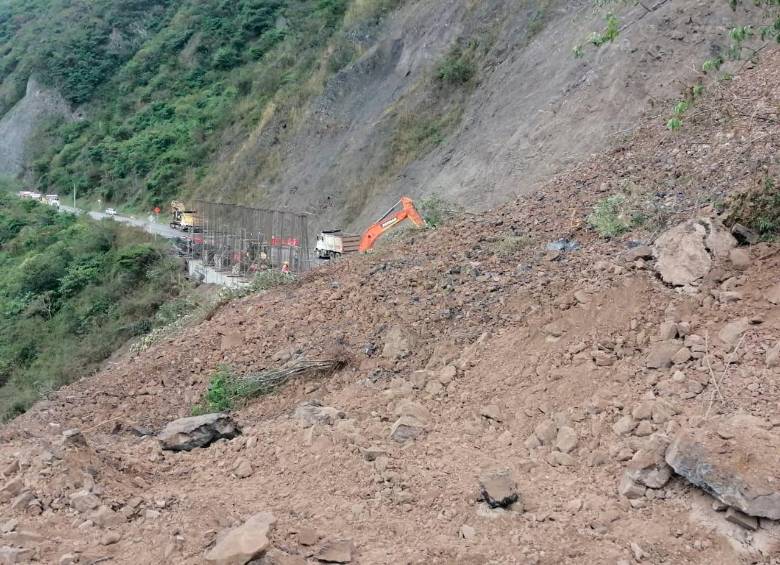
[[358, 197, 426, 253]]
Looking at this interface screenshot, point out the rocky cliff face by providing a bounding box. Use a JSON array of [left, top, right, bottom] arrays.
[[199, 0, 745, 233], [0, 78, 73, 178]]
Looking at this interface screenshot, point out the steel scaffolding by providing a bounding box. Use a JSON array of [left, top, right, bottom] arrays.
[[183, 201, 311, 276]]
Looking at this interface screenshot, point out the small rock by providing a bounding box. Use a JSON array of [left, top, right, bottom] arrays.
[[631, 402, 653, 421], [712, 499, 728, 512], [361, 446, 387, 462], [612, 415, 636, 436], [438, 365, 457, 385], [626, 245, 654, 262], [766, 342, 780, 368], [618, 475, 646, 499], [630, 542, 646, 561], [204, 511, 276, 564], [646, 342, 682, 369], [459, 525, 476, 540], [294, 401, 345, 428], [0, 547, 34, 564], [534, 420, 558, 445], [58, 553, 79, 565], [634, 421, 653, 437], [297, 527, 319, 546], [316, 539, 353, 563], [479, 469, 519, 509], [728, 248, 751, 270], [0, 519, 18, 534], [731, 223, 758, 245], [389, 416, 425, 443], [548, 451, 576, 466], [100, 531, 121, 545], [554, 426, 578, 453], [765, 283, 780, 305], [62, 428, 87, 447], [233, 458, 253, 479], [2, 460, 19, 477], [725, 507, 758, 531], [671, 347, 692, 365], [656, 321, 678, 341], [90, 505, 126, 528], [626, 436, 672, 489], [394, 400, 431, 423], [0, 477, 23, 501], [718, 318, 749, 350], [158, 413, 240, 452], [480, 405, 502, 422], [69, 490, 100, 513]]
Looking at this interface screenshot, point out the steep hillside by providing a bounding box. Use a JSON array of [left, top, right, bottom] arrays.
[[0, 0, 772, 229], [0, 48, 777, 564], [0, 194, 189, 420]]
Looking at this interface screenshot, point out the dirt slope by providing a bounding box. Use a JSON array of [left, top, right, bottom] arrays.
[[0, 51, 778, 564], [206, 0, 754, 233]]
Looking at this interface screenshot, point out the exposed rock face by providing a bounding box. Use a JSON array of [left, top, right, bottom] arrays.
[[665, 416, 780, 519], [653, 220, 712, 286], [0, 78, 74, 176], [157, 413, 240, 451], [204, 511, 275, 565]]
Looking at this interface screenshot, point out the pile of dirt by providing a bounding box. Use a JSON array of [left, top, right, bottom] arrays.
[[0, 51, 778, 565]]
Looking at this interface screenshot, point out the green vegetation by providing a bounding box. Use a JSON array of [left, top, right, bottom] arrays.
[[192, 365, 247, 414], [0, 195, 187, 420], [0, 0, 402, 209], [436, 44, 478, 85], [726, 176, 780, 239], [588, 194, 635, 238], [417, 194, 461, 228], [492, 235, 533, 258]]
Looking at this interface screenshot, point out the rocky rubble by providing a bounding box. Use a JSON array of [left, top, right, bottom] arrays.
[[0, 50, 777, 564]]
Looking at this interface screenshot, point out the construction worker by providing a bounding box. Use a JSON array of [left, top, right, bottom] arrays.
[[281, 261, 290, 274]]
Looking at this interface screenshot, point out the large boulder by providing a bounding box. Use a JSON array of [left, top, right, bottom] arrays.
[[158, 413, 240, 452], [665, 416, 780, 519], [205, 511, 275, 565], [653, 220, 712, 286]]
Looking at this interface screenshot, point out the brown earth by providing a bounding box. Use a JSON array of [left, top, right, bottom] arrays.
[[0, 51, 778, 564]]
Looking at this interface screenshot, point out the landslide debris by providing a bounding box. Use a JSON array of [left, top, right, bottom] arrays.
[[0, 51, 777, 565]]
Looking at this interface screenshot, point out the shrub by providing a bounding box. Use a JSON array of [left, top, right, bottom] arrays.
[[418, 194, 459, 228], [436, 46, 476, 85], [192, 365, 246, 414], [492, 235, 532, 258], [588, 194, 634, 238], [726, 176, 780, 238]]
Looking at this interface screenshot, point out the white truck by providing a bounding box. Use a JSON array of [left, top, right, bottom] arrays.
[[315, 230, 361, 259]]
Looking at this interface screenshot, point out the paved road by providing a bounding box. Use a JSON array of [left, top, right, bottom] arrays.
[[59, 205, 184, 239]]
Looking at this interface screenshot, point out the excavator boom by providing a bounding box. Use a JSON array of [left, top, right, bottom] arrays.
[[358, 197, 426, 253]]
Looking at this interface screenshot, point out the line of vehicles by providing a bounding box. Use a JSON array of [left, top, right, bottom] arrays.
[[17, 191, 60, 206], [16, 191, 428, 260]]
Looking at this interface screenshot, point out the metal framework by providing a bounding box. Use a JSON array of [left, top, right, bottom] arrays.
[[183, 200, 311, 276]]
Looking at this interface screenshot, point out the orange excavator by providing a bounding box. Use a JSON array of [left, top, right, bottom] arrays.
[[315, 197, 426, 259], [358, 196, 426, 252]]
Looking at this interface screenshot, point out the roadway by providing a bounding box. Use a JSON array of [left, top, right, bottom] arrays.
[[58, 204, 184, 239]]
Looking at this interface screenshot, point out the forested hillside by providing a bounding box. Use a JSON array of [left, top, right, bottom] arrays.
[[0, 190, 187, 419], [1, 0, 389, 208]]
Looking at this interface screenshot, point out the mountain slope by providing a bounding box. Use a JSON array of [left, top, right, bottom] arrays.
[[0, 47, 777, 565], [0, 0, 766, 229]]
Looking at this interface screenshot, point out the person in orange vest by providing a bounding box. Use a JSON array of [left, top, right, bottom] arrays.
[[281, 261, 290, 274]]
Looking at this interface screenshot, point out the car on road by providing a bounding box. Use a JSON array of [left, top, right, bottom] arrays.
[[105, 208, 117, 216]]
